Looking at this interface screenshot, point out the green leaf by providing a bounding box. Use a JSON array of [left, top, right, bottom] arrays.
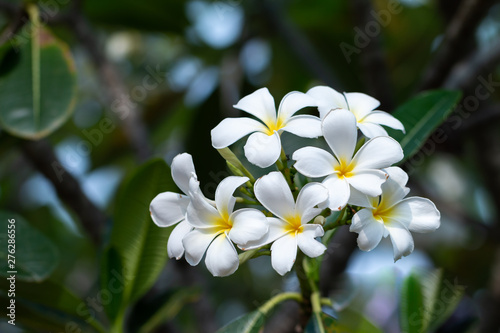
[[217, 292, 302, 333], [217, 310, 267, 333], [306, 312, 337, 333], [0, 6, 76, 139], [100, 246, 125, 322], [0, 211, 59, 282], [0, 279, 103, 332], [419, 269, 465, 332], [334, 308, 383, 333], [137, 287, 200, 333], [400, 272, 425, 333], [105, 159, 175, 313], [388, 90, 462, 162]]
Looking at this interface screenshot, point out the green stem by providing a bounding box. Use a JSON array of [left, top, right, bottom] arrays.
[[295, 251, 313, 330], [235, 197, 258, 205], [27, 3, 40, 130], [238, 245, 271, 264], [259, 292, 303, 313]]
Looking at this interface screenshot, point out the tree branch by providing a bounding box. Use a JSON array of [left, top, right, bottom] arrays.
[[55, 4, 153, 162], [443, 40, 500, 91], [21, 139, 106, 245], [258, 0, 341, 89], [418, 0, 496, 90], [350, 0, 394, 109]]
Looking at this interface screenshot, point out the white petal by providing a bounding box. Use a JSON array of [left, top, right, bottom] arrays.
[[270, 233, 298, 276], [352, 136, 403, 171], [215, 176, 249, 219], [385, 220, 414, 261], [384, 166, 409, 187], [150, 192, 190, 227], [297, 224, 326, 258], [233, 87, 276, 124], [344, 92, 380, 120], [205, 233, 239, 276], [296, 183, 329, 222], [348, 170, 387, 197], [357, 122, 388, 139], [347, 187, 374, 208], [278, 91, 317, 121], [379, 177, 409, 209], [254, 171, 295, 220], [171, 153, 196, 195], [389, 197, 440, 233], [282, 115, 322, 138], [211, 117, 266, 149], [186, 178, 220, 228], [292, 147, 337, 178], [244, 131, 281, 168], [322, 174, 350, 211], [183, 228, 220, 266], [350, 209, 384, 252], [306, 86, 348, 118], [362, 111, 405, 132], [322, 109, 357, 162], [229, 208, 269, 247], [240, 217, 288, 250], [167, 220, 193, 260]]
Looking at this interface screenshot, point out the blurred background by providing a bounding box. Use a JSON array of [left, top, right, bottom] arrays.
[[1, 0, 500, 332]]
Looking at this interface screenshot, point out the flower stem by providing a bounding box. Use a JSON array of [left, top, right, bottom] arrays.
[[295, 251, 313, 331], [261, 292, 303, 311]]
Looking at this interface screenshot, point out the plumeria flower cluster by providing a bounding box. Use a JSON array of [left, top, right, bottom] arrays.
[[150, 86, 440, 277]]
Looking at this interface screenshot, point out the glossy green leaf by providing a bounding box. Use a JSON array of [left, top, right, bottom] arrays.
[[107, 159, 175, 307], [420, 269, 465, 332], [0, 211, 59, 282], [400, 272, 425, 333], [0, 7, 76, 140], [100, 246, 126, 322], [0, 279, 103, 332], [388, 90, 462, 162]]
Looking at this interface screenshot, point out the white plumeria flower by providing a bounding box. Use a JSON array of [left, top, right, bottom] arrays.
[[349, 167, 441, 261], [292, 109, 404, 211], [211, 87, 320, 168], [307, 85, 405, 138], [247, 171, 328, 276], [183, 176, 268, 277], [150, 153, 196, 260]]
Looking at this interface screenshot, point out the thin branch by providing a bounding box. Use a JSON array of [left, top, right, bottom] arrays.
[[418, 0, 496, 90], [319, 227, 358, 297], [21, 139, 106, 245], [0, 6, 27, 45], [443, 39, 500, 91], [258, 0, 341, 89], [350, 0, 394, 109], [54, 5, 153, 162]]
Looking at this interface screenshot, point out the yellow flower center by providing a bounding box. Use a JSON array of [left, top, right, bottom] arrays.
[[213, 215, 233, 234], [283, 214, 303, 234], [372, 204, 393, 225], [334, 159, 355, 178], [264, 116, 285, 135]]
